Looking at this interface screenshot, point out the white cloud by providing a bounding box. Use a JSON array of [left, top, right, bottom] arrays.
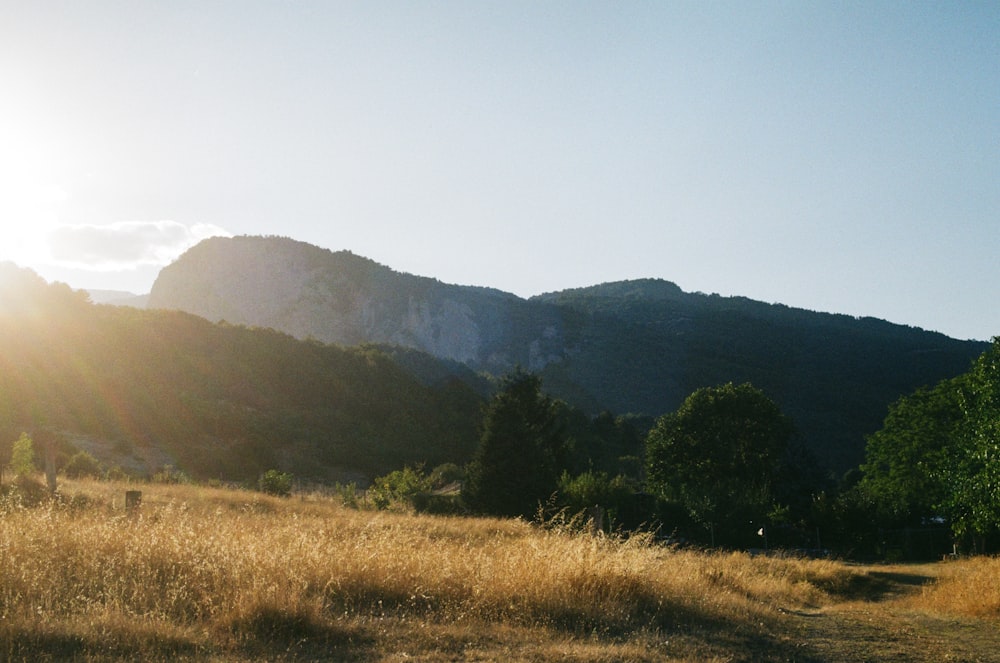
[[46, 221, 231, 271]]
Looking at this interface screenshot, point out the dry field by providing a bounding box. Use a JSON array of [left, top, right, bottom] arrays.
[[0, 478, 997, 662]]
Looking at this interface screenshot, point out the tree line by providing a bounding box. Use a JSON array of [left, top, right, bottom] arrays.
[[446, 371, 819, 551], [386, 339, 1000, 557]]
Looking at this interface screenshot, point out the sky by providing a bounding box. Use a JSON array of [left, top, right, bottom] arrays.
[[0, 2, 997, 341]]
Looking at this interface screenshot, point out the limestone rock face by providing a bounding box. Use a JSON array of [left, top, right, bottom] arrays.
[[148, 236, 563, 370]]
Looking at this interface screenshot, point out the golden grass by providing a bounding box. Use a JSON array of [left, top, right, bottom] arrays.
[[0, 478, 992, 661], [910, 556, 1000, 620]]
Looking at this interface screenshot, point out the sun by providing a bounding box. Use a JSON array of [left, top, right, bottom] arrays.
[[0, 124, 69, 269]]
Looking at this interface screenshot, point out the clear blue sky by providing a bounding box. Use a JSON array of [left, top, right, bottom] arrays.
[[1, 1, 997, 340]]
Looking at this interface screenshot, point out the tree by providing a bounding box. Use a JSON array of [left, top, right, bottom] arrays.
[[463, 369, 567, 518], [258, 469, 293, 497], [645, 382, 794, 547], [10, 432, 36, 477], [64, 450, 103, 479], [860, 339, 1000, 552], [370, 465, 433, 510], [945, 339, 1000, 549], [860, 375, 969, 526]]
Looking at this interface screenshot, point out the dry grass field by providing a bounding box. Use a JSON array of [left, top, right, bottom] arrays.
[[0, 478, 997, 662]]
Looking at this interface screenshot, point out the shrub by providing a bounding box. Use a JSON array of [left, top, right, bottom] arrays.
[[558, 470, 634, 511], [369, 465, 432, 511], [152, 465, 191, 484], [259, 469, 293, 497], [105, 465, 129, 482], [411, 491, 465, 515], [64, 451, 102, 479], [334, 482, 360, 509], [9, 433, 36, 477], [556, 471, 648, 532], [1, 474, 50, 507], [429, 462, 464, 489]]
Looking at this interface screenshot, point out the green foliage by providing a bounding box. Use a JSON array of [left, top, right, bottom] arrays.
[[105, 465, 129, 482], [462, 370, 568, 518], [860, 339, 1000, 551], [536, 279, 986, 477], [369, 465, 433, 511], [557, 470, 633, 513], [428, 462, 464, 488], [9, 433, 36, 477], [943, 340, 1000, 547], [63, 450, 102, 479], [554, 470, 643, 532], [152, 465, 191, 485], [559, 409, 649, 478], [645, 382, 794, 547], [860, 376, 968, 525], [0, 265, 484, 484], [333, 482, 360, 509], [258, 469, 293, 497]]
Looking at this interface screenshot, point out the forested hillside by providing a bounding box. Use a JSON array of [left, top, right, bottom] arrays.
[[532, 280, 988, 473], [0, 263, 484, 482], [149, 236, 988, 475]]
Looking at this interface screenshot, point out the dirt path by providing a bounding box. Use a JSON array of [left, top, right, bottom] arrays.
[[774, 565, 1000, 662]]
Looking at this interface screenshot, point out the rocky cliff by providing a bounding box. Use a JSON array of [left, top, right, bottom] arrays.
[[149, 236, 568, 370]]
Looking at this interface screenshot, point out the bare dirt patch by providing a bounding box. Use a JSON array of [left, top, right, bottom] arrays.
[[774, 563, 1000, 663]]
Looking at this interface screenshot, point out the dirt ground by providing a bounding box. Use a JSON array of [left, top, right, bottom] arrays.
[[766, 564, 1000, 663]]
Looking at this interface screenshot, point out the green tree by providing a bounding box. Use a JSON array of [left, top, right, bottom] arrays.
[[463, 369, 567, 518], [860, 375, 968, 525], [10, 432, 36, 477], [860, 340, 1000, 552], [945, 339, 1000, 549], [258, 469, 293, 497], [555, 470, 639, 530], [645, 382, 794, 547], [370, 465, 433, 510], [64, 450, 103, 479]]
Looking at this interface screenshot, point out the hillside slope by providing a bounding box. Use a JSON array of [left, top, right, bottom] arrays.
[[0, 263, 483, 482], [148, 235, 988, 474]]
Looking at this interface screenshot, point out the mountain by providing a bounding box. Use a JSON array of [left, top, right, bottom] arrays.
[[86, 289, 149, 308], [149, 236, 569, 369], [148, 236, 988, 475]]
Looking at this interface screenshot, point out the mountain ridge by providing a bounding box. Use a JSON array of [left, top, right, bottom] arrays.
[[148, 235, 988, 474]]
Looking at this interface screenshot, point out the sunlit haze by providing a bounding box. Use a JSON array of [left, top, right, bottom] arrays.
[[1, 2, 997, 340]]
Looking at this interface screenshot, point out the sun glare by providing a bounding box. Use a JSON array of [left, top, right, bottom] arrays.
[[0, 123, 70, 269]]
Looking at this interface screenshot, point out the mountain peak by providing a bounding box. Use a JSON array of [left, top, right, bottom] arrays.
[[535, 278, 685, 302]]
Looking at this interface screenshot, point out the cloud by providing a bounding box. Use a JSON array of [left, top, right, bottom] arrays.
[[46, 221, 231, 271]]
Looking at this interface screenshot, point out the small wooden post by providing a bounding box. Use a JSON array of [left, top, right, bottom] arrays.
[[125, 490, 142, 512], [587, 505, 604, 535], [44, 435, 57, 493]]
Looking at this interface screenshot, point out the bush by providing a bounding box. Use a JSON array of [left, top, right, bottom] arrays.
[[9, 433, 36, 477], [429, 462, 464, 489], [334, 482, 360, 509], [152, 465, 191, 484], [63, 451, 102, 479], [1, 474, 50, 507], [105, 465, 129, 482], [258, 469, 293, 497], [556, 471, 644, 532], [557, 471, 634, 512], [369, 465, 433, 511], [411, 491, 465, 515]]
